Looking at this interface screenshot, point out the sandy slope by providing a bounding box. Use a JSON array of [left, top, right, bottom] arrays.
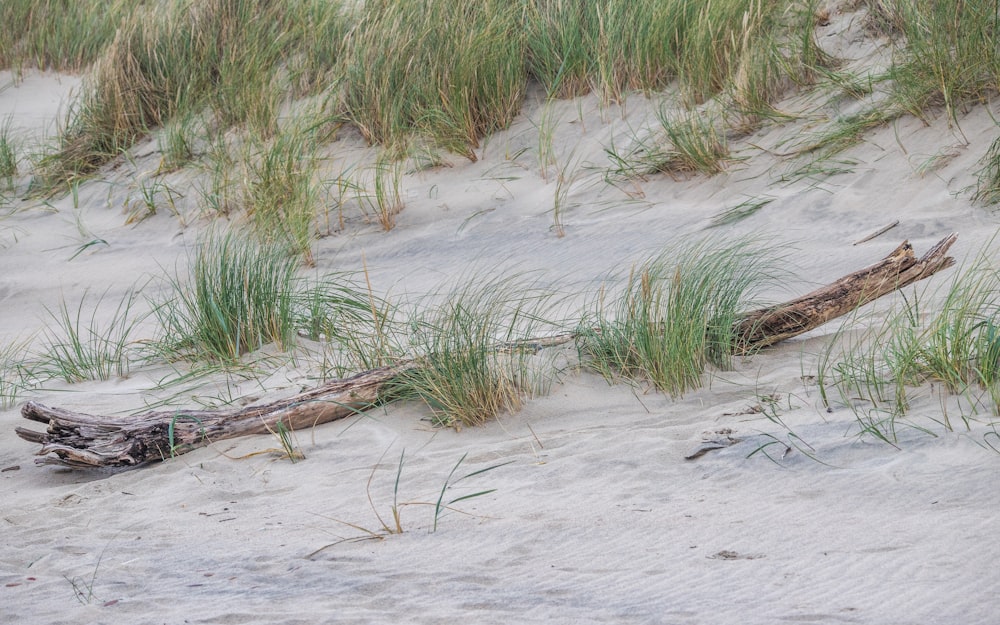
[[3, 13, 1000, 624]]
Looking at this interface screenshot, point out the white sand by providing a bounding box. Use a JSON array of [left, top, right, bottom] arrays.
[[3, 12, 1000, 624]]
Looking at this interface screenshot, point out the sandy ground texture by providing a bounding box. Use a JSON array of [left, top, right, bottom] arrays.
[[3, 13, 1000, 625]]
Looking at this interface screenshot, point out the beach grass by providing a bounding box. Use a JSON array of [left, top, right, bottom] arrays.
[[155, 232, 300, 363], [578, 240, 780, 397], [0, 338, 33, 408], [242, 126, 321, 263], [0, 0, 137, 72], [36, 287, 148, 383], [0, 117, 17, 190], [296, 272, 399, 375], [341, 0, 526, 158], [29, 0, 345, 192], [7, 0, 984, 207], [389, 276, 559, 428], [883, 0, 1000, 122], [821, 250, 1000, 442], [973, 134, 1000, 206]]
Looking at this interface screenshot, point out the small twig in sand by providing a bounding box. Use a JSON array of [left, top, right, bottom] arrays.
[[854, 220, 899, 245]]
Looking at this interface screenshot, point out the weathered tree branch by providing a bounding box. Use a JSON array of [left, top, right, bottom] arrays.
[[735, 233, 956, 350], [16, 362, 415, 469], [16, 235, 957, 469]]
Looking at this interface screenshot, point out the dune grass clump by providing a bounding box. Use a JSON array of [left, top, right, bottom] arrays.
[[35, 0, 346, 191], [0, 0, 137, 71], [36, 288, 148, 383], [0, 118, 18, 190], [242, 127, 321, 264], [973, 135, 1000, 206], [578, 240, 779, 397], [390, 277, 559, 428], [604, 108, 732, 180], [0, 339, 34, 408], [156, 233, 300, 363], [526, 0, 824, 107], [296, 274, 399, 375], [342, 0, 526, 158], [882, 0, 1000, 121], [823, 253, 1000, 443], [156, 231, 389, 368]]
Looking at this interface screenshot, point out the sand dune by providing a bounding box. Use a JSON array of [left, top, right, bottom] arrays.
[[3, 13, 1000, 624]]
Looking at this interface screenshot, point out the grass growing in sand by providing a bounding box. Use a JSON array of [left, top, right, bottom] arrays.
[[241, 126, 322, 263], [878, 0, 1000, 122], [296, 271, 398, 376], [342, 0, 525, 158], [0, 117, 19, 189], [0, 0, 137, 72], [390, 277, 561, 428], [973, 134, 1000, 206], [155, 232, 300, 363], [309, 448, 510, 552], [578, 240, 780, 397], [29, 0, 346, 191], [154, 229, 392, 375], [821, 251, 1000, 443], [0, 338, 33, 408], [36, 287, 148, 383]]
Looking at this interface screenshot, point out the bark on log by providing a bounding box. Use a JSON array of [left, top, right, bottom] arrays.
[[16, 235, 957, 469], [16, 362, 414, 469], [735, 233, 956, 350]]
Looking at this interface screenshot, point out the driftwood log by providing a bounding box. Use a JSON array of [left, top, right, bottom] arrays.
[[17, 235, 957, 469]]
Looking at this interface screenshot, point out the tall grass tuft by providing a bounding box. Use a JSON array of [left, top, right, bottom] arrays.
[[35, 0, 345, 191], [604, 107, 731, 179], [973, 134, 1000, 206], [0, 0, 135, 71], [822, 252, 1000, 442], [578, 240, 780, 397], [884, 0, 1000, 121], [0, 338, 34, 408], [0, 117, 18, 191], [342, 0, 526, 158], [36, 288, 148, 383], [390, 277, 559, 428], [242, 127, 321, 264], [156, 232, 299, 363], [296, 273, 400, 375], [653, 108, 732, 176], [525, 0, 823, 106]]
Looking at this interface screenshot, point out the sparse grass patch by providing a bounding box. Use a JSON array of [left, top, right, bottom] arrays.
[[157, 112, 202, 174], [156, 232, 300, 363], [242, 128, 321, 263], [973, 134, 1000, 206], [578, 240, 780, 397], [789, 104, 901, 157], [821, 252, 1000, 443], [653, 108, 732, 176], [370, 155, 405, 231], [197, 133, 240, 217], [308, 448, 510, 552], [390, 276, 560, 428], [36, 288, 149, 383], [709, 196, 775, 228], [296, 273, 400, 375], [0, 118, 17, 191], [607, 108, 732, 179], [0, 338, 34, 408]]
